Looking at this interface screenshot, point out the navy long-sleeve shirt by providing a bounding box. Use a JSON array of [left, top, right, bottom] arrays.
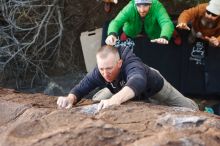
[[70, 41, 164, 102]]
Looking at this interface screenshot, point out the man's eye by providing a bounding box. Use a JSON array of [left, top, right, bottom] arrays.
[[106, 68, 113, 71]]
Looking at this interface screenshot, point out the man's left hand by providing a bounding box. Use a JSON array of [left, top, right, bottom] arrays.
[[151, 38, 168, 44], [97, 98, 120, 111]]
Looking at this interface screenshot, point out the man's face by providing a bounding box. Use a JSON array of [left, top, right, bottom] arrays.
[[205, 10, 219, 21], [97, 53, 122, 82], [136, 4, 151, 18]]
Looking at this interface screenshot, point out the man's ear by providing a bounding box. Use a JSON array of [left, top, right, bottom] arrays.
[[118, 59, 123, 68]]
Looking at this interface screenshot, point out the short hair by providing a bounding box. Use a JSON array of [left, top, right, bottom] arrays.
[[96, 45, 120, 60]]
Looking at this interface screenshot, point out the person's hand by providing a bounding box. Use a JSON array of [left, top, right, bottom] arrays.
[[176, 23, 190, 30], [151, 38, 168, 44], [97, 98, 120, 111], [204, 36, 220, 47], [105, 35, 117, 45], [57, 94, 77, 109]]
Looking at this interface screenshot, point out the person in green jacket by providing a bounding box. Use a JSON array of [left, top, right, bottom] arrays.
[[105, 0, 174, 45]]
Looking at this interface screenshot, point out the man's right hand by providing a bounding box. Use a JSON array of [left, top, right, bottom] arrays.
[[105, 35, 117, 45], [57, 94, 77, 109], [176, 23, 190, 30], [205, 36, 220, 47], [150, 38, 168, 44]]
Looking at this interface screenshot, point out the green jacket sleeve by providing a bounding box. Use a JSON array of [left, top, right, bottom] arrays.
[[107, 1, 133, 36], [155, 2, 174, 40]]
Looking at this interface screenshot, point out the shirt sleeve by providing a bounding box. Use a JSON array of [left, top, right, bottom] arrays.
[[107, 1, 133, 36], [70, 67, 105, 102], [123, 60, 147, 96], [178, 3, 207, 24], [155, 1, 174, 40]]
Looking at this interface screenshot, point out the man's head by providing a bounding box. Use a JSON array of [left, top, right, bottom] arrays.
[[135, 0, 152, 18], [96, 45, 123, 82], [206, 0, 220, 21]]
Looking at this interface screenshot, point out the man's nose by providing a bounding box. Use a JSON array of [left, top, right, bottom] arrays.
[[103, 69, 109, 77], [139, 6, 144, 12]]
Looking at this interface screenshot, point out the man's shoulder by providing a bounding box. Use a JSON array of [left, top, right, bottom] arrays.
[[122, 0, 136, 13], [150, 0, 165, 12], [198, 3, 208, 7], [89, 67, 101, 77], [194, 3, 208, 10], [193, 3, 208, 15], [152, 0, 162, 6]]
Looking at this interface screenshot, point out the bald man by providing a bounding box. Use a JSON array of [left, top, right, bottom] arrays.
[[57, 41, 198, 111]]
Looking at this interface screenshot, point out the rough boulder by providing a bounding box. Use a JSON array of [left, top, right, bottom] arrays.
[[0, 88, 219, 146]]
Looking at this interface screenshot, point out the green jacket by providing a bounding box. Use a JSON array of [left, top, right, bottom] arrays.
[[108, 0, 174, 40]]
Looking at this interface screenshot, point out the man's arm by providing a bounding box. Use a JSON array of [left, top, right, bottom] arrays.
[[155, 1, 174, 41], [177, 3, 207, 28], [70, 68, 104, 101], [107, 1, 133, 36], [98, 64, 147, 110], [57, 68, 105, 109], [111, 86, 135, 104], [97, 86, 135, 111], [106, 3, 133, 45]]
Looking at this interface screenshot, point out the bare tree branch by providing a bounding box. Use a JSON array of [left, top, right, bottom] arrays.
[[0, 0, 63, 88]]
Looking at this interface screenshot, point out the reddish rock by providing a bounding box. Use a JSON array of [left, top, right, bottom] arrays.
[[0, 88, 219, 146]]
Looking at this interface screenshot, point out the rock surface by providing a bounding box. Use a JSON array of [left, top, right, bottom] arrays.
[[0, 88, 220, 146]]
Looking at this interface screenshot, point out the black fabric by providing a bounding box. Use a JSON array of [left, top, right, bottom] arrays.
[[116, 40, 164, 98], [212, 103, 220, 115], [180, 37, 207, 96], [102, 21, 220, 98], [133, 36, 182, 90], [180, 31, 220, 98], [206, 46, 220, 96]]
